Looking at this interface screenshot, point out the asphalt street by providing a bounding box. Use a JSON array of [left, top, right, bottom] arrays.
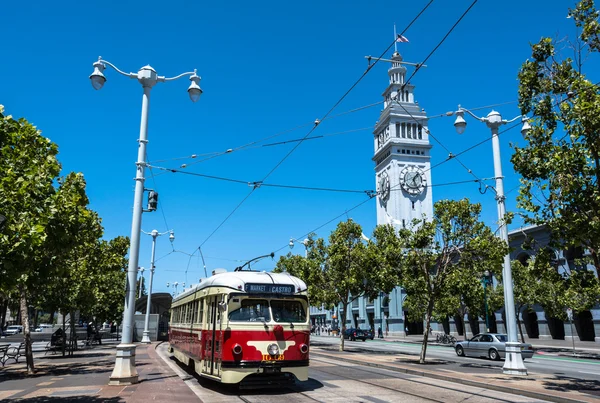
[[311, 335, 600, 383], [159, 344, 550, 403]]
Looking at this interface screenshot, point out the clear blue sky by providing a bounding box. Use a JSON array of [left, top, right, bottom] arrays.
[[2, 1, 597, 294]]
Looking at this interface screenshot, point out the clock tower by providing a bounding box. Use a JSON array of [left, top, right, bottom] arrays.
[[373, 51, 433, 229]]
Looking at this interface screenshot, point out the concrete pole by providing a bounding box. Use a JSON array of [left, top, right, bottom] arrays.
[[109, 85, 151, 385], [488, 117, 527, 375], [141, 231, 158, 343]]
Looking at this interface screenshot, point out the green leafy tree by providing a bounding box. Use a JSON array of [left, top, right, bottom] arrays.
[[388, 199, 507, 364], [509, 260, 539, 343], [513, 0, 600, 276], [0, 106, 61, 372], [275, 220, 382, 351]]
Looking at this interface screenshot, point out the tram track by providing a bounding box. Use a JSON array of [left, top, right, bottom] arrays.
[[308, 355, 536, 403], [306, 356, 445, 403]]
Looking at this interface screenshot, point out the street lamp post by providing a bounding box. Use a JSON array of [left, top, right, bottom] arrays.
[[90, 57, 202, 385], [379, 291, 385, 338], [289, 237, 309, 258], [138, 267, 145, 299], [167, 281, 179, 296], [141, 230, 174, 344], [482, 270, 491, 332], [453, 107, 530, 375]]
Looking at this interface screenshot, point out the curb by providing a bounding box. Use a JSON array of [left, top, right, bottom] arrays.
[[311, 349, 587, 403]]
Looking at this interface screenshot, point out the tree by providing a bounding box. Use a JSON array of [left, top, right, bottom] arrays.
[[0, 106, 61, 372], [0, 107, 121, 371], [510, 260, 539, 343], [513, 0, 600, 276], [382, 199, 507, 364], [275, 220, 383, 351]]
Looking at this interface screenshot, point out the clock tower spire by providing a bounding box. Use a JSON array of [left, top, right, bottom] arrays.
[[372, 51, 433, 229]]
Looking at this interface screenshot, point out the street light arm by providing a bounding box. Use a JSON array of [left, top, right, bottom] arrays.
[[459, 107, 487, 123], [141, 229, 174, 235], [503, 115, 525, 125], [161, 71, 197, 82], [98, 58, 137, 79]]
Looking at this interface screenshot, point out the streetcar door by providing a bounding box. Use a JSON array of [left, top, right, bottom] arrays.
[[206, 296, 218, 375]]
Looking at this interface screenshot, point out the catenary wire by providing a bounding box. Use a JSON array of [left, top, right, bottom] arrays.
[[401, 0, 478, 89], [150, 102, 385, 167], [149, 99, 514, 170], [196, 1, 435, 249]]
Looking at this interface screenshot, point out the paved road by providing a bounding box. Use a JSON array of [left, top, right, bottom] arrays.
[[159, 344, 549, 403], [312, 335, 600, 382]]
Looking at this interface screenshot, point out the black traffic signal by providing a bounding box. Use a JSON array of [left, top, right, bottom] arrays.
[[147, 191, 158, 211]]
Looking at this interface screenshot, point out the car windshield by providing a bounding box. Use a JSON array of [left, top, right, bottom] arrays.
[[271, 300, 307, 323], [495, 334, 508, 342]]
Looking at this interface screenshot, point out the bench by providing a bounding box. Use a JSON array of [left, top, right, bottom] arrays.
[[0, 344, 10, 367], [45, 333, 68, 355], [5, 342, 25, 364]]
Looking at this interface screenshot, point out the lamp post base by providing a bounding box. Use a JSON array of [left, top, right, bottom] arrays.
[[141, 331, 151, 344], [109, 344, 139, 385], [502, 342, 527, 375]]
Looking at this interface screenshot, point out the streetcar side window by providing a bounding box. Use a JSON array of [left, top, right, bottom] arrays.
[[271, 300, 307, 323], [197, 298, 204, 324], [228, 299, 271, 322]]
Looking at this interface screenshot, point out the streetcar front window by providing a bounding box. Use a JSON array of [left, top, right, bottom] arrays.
[[228, 299, 271, 322], [271, 300, 307, 323]]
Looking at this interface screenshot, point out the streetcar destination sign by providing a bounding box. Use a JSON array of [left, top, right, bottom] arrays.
[[245, 283, 295, 294]]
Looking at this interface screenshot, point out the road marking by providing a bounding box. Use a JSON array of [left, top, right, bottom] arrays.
[[579, 371, 600, 375], [535, 355, 600, 365]]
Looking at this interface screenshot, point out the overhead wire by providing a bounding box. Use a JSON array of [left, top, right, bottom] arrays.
[[149, 99, 514, 171], [195, 1, 435, 249]]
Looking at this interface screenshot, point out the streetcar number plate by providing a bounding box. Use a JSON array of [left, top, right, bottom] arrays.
[[262, 354, 285, 361]]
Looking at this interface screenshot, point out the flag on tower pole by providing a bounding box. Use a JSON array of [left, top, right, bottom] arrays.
[[396, 34, 409, 43]]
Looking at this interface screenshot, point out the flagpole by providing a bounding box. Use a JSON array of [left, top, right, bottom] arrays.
[[394, 23, 398, 52]]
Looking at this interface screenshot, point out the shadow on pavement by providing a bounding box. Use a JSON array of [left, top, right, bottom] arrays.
[[1, 361, 149, 380], [542, 375, 600, 394], [4, 397, 123, 403]]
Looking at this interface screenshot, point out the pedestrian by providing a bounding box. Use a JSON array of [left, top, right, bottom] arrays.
[[378, 326, 383, 339], [86, 322, 94, 346]]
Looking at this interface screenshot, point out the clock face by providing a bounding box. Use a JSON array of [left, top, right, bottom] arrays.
[[378, 173, 390, 201], [401, 167, 426, 195]]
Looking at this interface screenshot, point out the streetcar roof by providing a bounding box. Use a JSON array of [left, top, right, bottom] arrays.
[[172, 271, 307, 302]]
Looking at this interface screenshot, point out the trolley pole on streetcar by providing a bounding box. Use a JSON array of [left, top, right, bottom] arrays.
[[90, 57, 202, 385]]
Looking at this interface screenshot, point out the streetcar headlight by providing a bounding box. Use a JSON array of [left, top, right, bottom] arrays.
[[267, 343, 279, 356], [232, 343, 242, 355], [299, 343, 309, 354]]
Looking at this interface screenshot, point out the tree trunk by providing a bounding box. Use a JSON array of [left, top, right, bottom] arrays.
[[71, 310, 77, 354], [49, 311, 55, 325], [419, 301, 434, 364], [19, 287, 35, 374], [339, 302, 348, 352], [0, 298, 7, 330], [61, 311, 67, 357], [459, 307, 468, 341]]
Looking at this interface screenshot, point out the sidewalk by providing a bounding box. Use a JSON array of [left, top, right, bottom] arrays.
[[0, 340, 199, 402]]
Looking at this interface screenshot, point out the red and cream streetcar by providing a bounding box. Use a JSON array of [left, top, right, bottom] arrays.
[[168, 269, 310, 387]]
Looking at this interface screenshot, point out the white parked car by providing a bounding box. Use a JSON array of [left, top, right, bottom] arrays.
[[5, 325, 23, 335]]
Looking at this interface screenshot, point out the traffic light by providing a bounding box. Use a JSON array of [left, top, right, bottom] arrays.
[[147, 191, 158, 211]]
